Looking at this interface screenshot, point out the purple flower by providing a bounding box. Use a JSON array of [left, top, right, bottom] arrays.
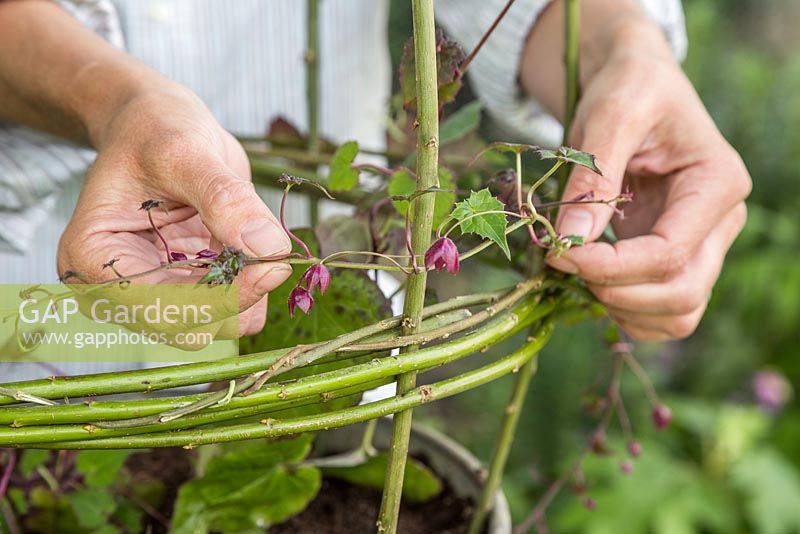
[[753, 370, 792, 412], [170, 252, 188, 262], [424, 237, 459, 274], [195, 249, 219, 260], [651, 404, 672, 430], [288, 287, 314, 318], [620, 461, 633, 474], [583, 498, 597, 511], [300, 264, 331, 295]]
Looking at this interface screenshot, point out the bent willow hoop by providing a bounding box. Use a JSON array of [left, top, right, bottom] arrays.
[[0, 279, 559, 449]]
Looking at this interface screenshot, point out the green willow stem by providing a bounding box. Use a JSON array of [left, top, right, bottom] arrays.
[[19, 322, 554, 450], [379, 0, 440, 530], [468, 352, 539, 534], [557, 0, 581, 198], [0, 290, 509, 406], [305, 0, 321, 225]]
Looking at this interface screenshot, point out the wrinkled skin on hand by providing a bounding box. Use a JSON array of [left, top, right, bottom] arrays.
[[58, 87, 292, 336], [546, 41, 751, 340]]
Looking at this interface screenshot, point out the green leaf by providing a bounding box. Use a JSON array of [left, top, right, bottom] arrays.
[[399, 30, 466, 111], [328, 141, 360, 191], [536, 146, 602, 174], [171, 436, 320, 534], [388, 167, 455, 229], [731, 448, 800, 534], [322, 453, 442, 502], [19, 449, 49, 478], [440, 101, 482, 145], [67, 489, 117, 530], [74, 450, 131, 488], [451, 189, 510, 259]]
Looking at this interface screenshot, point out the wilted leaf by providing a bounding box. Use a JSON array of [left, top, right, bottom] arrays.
[[323, 453, 442, 502], [328, 141, 360, 191], [171, 436, 320, 534], [440, 101, 482, 145], [451, 189, 510, 259], [399, 30, 466, 111]]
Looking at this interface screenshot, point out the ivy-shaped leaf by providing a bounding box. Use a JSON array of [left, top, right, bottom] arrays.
[[440, 101, 482, 145], [388, 167, 456, 229], [399, 30, 466, 111], [451, 189, 510, 259], [328, 141, 360, 191], [171, 436, 320, 534]]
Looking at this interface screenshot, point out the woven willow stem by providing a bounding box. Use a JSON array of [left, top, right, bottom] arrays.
[[20, 322, 553, 450]]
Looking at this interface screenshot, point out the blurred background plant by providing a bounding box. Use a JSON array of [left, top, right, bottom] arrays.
[[386, 0, 800, 530]]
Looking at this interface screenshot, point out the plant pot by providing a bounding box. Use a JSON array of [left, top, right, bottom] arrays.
[[315, 417, 512, 534]]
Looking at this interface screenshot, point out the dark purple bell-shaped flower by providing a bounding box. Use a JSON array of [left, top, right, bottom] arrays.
[[300, 264, 331, 295], [288, 287, 314, 318], [170, 252, 188, 262], [424, 237, 459, 274]]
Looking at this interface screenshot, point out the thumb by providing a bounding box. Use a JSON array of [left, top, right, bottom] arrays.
[[555, 107, 644, 243], [175, 159, 292, 311], [182, 162, 291, 259]]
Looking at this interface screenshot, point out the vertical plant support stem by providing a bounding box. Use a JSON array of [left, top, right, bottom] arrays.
[[558, 0, 581, 197], [305, 0, 321, 225], [468, 355, 538, 534], [472, 4, 583, 531], [377, 0, 439, 531]]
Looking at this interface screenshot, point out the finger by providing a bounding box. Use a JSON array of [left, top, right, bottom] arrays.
[[239, 295, 268, 336], [548, 159, 749, 285], [554, 97, 651, 243], [588, 203, 746, 314], [169, 153, 291, 260], [611, 302, 707, 341]]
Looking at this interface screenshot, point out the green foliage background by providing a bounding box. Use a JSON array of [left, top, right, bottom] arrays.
[[389, 0, 800, 530]]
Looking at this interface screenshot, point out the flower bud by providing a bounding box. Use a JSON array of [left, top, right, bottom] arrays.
[[288, 287, 314, 318], [425, 237, 460, 274], [626, 440, 642, 458], [170, 252, 188, 262], [651, 404, 672, 430], [583, 497, 597, 511], [300, 264, 331, 295]]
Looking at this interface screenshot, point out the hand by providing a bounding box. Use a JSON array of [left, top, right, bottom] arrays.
[[57, 84, 292, 336], [524, 7, 751, 340]]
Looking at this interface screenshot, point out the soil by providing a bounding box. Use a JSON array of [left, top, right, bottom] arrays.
[[126, 448, 195, 533], [271, 477, 476, 534]]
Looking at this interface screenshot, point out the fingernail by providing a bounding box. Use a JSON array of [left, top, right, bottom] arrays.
[[547, 255, 579, 274], [241, 218, 291, 257], [559, 208, 594, 239]]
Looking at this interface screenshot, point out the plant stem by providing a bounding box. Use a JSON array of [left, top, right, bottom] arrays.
[[468, 351, 538, 534], [306, 0, 321, 225], [378, 0, 440, 530], [557, 0, 581, 199], [21, 322, 553, 449], [460, 0, 517, 75]]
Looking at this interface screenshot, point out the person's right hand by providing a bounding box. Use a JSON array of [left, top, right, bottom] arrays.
[[57, 84, 292, 336]]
